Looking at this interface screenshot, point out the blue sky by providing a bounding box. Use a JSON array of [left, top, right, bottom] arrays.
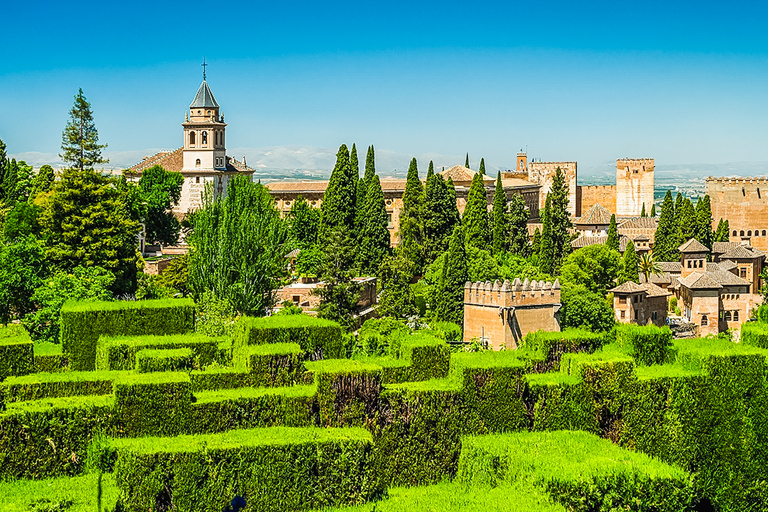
[[3, 1, 768, 175]]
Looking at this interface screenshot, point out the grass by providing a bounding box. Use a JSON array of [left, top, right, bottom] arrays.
[[194, 383, 318, 404], [314, 481, 565, 512], [0, 473, 119, 512], [109, 426, 372, 454], [2, 394, 114, 416]]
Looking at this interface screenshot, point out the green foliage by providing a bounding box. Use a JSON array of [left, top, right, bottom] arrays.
[[506, 193, 530, 257], [295, 246, 323, 276], [233, 314, 344, 359], [491, 172, 506, 254], [189, 175, 286, 316], [378, 253, 418, 319], [3, 200, 40, 240], [618, 240, 640, 284], [0, 235, 47, 324], [31, 164, 56, 198], [358, 317, 411, 356], [2, 369, 122, 402], [59, 88, 108, 171], [134, 272, 176, 300], [695, 194, 713, 250], [135, 347, 194, 373], [539, 194, 555, 274], [740, 321, 768, 347], [195, 290, 237, 336], [427, 320, 463, 343], [95, 332, 223, 371], [423, 172, 458, 263], [560, 245, 621, 295], [137, 164, 184, 246], [615, 324, 674, 366], [560, 283, 615, 333], [651, 203, 656, 217], [0, 158, 34, 206], [653, 190, 677, 261], [0, 331, 33, 381], [676, 197, 697, 247], [238, 342, 311, 387], [638, 252, 662, 284], [540, 167, 572, 274], [0, 474, 120, 512], [435, 224, 468, 325], [59, 297, 195, 370], [640, 202, 647, 217], [320, 144, 356, 239], [520, 328, 609, 369], [462, 172, 490, 251], [714, 218, 730, 243], [606, 214, 619, 251], [113, 371, 192, 437], [465, 153, 470, 168], [23, 265, 114, 344], [356, 175, 390, 274], [40, 168, 140, 294], [157, 254, 189, 295], [399, 158, 425, 266], [316, 228, 361, 331], [288, 195, 320, 249]]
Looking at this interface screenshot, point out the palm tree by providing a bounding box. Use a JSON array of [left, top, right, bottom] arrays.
[[639, 253, 663, 284]]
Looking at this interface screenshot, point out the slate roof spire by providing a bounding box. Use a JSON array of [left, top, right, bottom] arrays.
[[190, 79, 219, 109]]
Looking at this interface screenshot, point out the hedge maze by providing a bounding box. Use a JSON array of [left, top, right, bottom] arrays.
[[3, 303, 768, 511]]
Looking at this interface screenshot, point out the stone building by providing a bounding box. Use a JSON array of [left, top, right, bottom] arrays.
[[126, 74, 255, 214], [574, 203, 612, 237], [266, 165, 540, 245], [276, 276, 377, 313], [609, 281, 671, 327], [528, 160, 578, 216], [706, 177, 768, 252], [462, 278, 561, 350]]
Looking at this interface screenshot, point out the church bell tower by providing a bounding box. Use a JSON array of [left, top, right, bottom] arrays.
[[182, 64, 227, 172]]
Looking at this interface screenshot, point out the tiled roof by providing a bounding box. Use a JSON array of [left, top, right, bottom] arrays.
[[712, 242, 742, 254], [642, 282, 672, 297], [657, 261, 681, 273], [610, 281, 647, 294], [709, 270, 750, 286], [126, 148, 184, 173], [718, 260, 738, 271], [721, 244, 762, 260], [190, 80, 219, 108], [646, 272, 672, 285], [678, 238, 709, 253], [677, 273, 723, 290], [570, 235, 630, 252], [617, 217, 658, 229], [576, 203, 612, 225], [439, 165, 492, 183]]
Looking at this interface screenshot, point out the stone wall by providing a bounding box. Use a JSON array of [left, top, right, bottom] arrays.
[[528, 162, 578, 216], [616, 158, 655, 217], [577, 185, 617, 215], [706, 177, 768, 252], [463, 278, 561, 350]]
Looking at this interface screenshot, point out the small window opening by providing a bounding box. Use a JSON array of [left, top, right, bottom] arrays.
[[701, 315, 708, 326], [196, 177, 200, 184], [195, 159, 201, 167]]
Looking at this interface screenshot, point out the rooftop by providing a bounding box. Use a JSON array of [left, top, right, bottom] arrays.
[[575, 203, 612, 226], [678, 238, 709, 254], [190, 80, 219, 109]]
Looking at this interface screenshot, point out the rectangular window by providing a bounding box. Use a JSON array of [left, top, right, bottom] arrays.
[[620, 310, 625, 319], [740, 268, 748, 279], [387, 214, 393, 227], [292, 295, 301, 303]]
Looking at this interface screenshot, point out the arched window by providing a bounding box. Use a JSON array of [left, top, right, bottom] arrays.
[[733, 230, 738, 237], [748, 230, 752, 236], [195, 159, 201, 168], [741, 230, 745, 236], [755, 228, 761, 235], [725, 311, 732, 321], [202, 131, 208, 145], [734, 311, 740, 321], [701, 315, 708, 326], [763, 230, 766, 236], [189, 131, 196, 145]]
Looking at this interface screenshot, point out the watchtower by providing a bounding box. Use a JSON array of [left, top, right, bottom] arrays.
[[616, 158, 655, 217]]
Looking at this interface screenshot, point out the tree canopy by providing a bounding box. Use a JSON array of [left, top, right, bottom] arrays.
[[60, 88, 108, 171]]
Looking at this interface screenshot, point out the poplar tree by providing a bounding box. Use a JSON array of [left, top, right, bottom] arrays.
[[399, 158, 424, 265], [606, 214, 620, 251], [491, 171, 506, 254], [479, 158, 486, 175], [653, 190, 677, 261], [60, 89, 108, 171], [320, 145, 356, 239], [539, 194, 555, 274], [356, 175, 390, 274], [619, 241, 640, 284], [435, 224, 468, 326], [462, 172, 490, 251], [695, 195, 713, 250], [507, 193, 530, 256]]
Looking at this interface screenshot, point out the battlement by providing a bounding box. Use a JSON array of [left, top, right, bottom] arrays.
[[463, 278, 561, 307], [529, 161, 577, 167], [706, 176, 768, 184], [616, 158, 655, 173]]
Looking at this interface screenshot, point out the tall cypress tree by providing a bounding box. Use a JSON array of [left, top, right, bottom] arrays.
[[677, 198, 697, 246], [491, 171, 506, 254], [619, 241, 640, 284], [539, 194, 555, 274], [606, 214, 619, 251], [650, 204, 656, 217], [435, 224, 468, 326], [463, 172, 490, 251], [423, 170, 457, 263], [695, 195, 713, 250], [479, 158, 486, 175], [531, 227, 542, 256], [465, 153, 470, 168], [653, 190, 677, 262], [446, 178, 460, 228], [399, 158, 424, 265], [0, 138, 8, 204], [356, 175, 390, 274], [320, 144, 356, 240], [548, 167, 572, 273], [355, 145, 377, 231], [640, 203, 647, 217], [507, 193, 530, 256], [714, 219, 730, 242]]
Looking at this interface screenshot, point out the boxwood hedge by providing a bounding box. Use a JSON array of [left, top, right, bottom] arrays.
[[233, 315, 344, 360]]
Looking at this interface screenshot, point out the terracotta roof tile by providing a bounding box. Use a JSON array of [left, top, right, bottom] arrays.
[[678, 238, 709, 253], [576, 203, 612, 225], [677, 273, 722, 290], [721, 245, 762, 260], [657, 261, 681, 273], [642, 282, 672, 297], [610, 281, 646, 293], [617, 217, 658, 229], [126, 148, 184, 173]]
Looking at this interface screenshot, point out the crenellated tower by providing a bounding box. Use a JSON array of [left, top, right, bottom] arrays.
[[616, 158, 655, 217]]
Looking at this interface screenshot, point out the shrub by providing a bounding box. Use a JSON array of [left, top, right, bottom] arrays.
[[669, 296, 678, 312], [0, 328, 33, 381], [195, 290, 238, 337], [428, 321, 462, 343], [60, 298, 195, 370], [615, 323, 675, 366], [135, 348, 195, 373], [233, 315, 344, 360], [33, 342, 69, 373], [741, 321, 768, 348], [236, 342, 311, 387], [358, 317, 410, 356], [519, 328, 609, 371], [96, 333, 222, 371], [113, 372, 193, 437], [2, 370, 122, 402]]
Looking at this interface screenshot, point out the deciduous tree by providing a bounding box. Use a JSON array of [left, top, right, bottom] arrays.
[[138, 165, 184, 246]]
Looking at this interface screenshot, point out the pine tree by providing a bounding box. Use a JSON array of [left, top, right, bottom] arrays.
[[60, 89, 108, 171], [539, 194, 555, 274], [650, 204, 656, 217], [465, 153, 470, 168], [399, 158, 424, 265], [640, 203, 647, 217], [462, 172, 490, 251], [548, 167, 572, 273], [356, 175, 390, 274], [507, 194, 530, 256], [320, 145, 356, 240], [695, 195, 713, 249], [677, 198, 697, 246], [435, 224, 468, 325], [606, 214, 619, 251], [619, 241, 640, 284], [653, 190, 677, 262], [479, 158, 486, 175], [491, 172, 506, 254]]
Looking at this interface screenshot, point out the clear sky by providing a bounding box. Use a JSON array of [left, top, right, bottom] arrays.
[[3, 0, 768, 175]]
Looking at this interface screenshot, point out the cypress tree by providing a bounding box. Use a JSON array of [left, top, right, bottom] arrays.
[[356, 175, 390, 274], [619, 241, 640, 284], [348, 143, 359, 211], [435, 224, 468, 326], [640, 203, 647, 217], [714, 219, 730, 242], [423, 172, 457, 263], [320, 144, 356, 239], [650, 204, 656, 217], [355, 145, 377, 231], [548, 167, 572, 273], [606, 214, 619, 251], [677, 198, 697, 246], [491, 171, 506, 254], [465, 153, 470, 168], [479, 158, 486, 175], [399, 158, 424, 265], [539, 194, 555, 275], [674, 193, 683, 232], [695, 195, 713, 250], [653, 190, 677, 262], [446, 178, 460, 228], [531, 227, 542, 255], [507, 193, 530, 256], [0, 138, 7, 204], [463, 172, 490, 251]]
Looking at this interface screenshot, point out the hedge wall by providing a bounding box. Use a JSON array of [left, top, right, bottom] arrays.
[[110, 426, 381, 512], [233, 315, 344, 360], [378, 334, 450, 384], [615, 323, 675, 365], [238, 342, 312, 387], [309, 359, 383, 428], [113, 372, 193, 437], [60, 298, 195, 370], [189, 368, 257, 392], [33, 342, 70, 373], [740, 321, 768, 348], [457, 430, 696, 512], [0, 332, 33, 381], [136, 347, 195, 373], [96, 333, 222, 371], [2, 370, 124, 403], [519, 328, 609, 372]]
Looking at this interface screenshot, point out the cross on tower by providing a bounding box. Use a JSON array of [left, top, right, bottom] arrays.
[[201, 57, 207, 80]]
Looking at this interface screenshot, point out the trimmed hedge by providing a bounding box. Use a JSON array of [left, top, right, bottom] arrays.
[[457, 430, 696, 512], [109, 426, 381, 512], [113, 372, 193, 437], [189, 367, 257, 392], [60, 298, 195, 370], [33, 342, 70, 373], [519, 328, 609, 372], [136, 347, 195, 373], [615, 323, 675, 365], [740, 321, 768, 348], [524, 373, 597, 433], [380, 334, 450, 384], [0, 395, 115, 480], [233, 315, 344, 360], [238, 342, 312, 387], [0, 473, 120, 512], [308, 359, 383, 428], [2, 370, 125, 402], [0, 328, 33, 381], [96, 333, 223, 371]]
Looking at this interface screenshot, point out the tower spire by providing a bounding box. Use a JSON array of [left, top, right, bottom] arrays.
[[201, 57, 207, 81]]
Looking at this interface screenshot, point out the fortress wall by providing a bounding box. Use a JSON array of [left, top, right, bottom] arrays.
[[528, 162, 578, 216], [577, 185, 617, 215], [616, 158, 655, 217], [706, 177, 768, 252]]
